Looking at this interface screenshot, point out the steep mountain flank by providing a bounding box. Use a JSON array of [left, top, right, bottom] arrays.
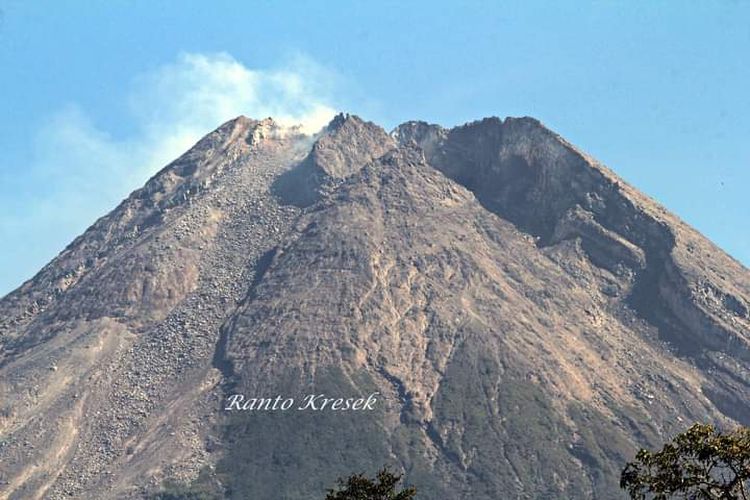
[[0, 113, 748, 499], [0, 117, 310, 498], [394, 118, 750, 361]]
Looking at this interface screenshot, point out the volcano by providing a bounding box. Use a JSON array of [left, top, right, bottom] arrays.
[[1, 114, 748, 499]]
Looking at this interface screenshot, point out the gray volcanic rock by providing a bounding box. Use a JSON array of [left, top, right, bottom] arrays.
[[0, 113, 748, 499], [271, 114, 394, 208]]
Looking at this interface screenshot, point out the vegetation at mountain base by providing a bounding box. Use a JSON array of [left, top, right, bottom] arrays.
[[325, 467, 417, 500], [620, 423, 750, 499]]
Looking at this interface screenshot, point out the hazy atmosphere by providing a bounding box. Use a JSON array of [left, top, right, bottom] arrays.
[[1, 0, 748, 295]]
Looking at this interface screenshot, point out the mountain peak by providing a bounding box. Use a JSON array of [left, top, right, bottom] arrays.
[[309, 112, 394, 178], [323, 112, 377, 133], [326, 111, 356, 130]]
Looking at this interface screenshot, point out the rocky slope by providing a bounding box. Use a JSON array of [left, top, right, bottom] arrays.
[[0, 113, 748, 499]]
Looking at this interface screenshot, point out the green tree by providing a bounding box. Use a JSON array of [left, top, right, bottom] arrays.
[[325, 466, 417, 500], [620, 423, 750, 499]]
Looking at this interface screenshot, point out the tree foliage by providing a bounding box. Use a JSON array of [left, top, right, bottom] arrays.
[[620, 423, 750, 499], [325, 466, 417, 500]]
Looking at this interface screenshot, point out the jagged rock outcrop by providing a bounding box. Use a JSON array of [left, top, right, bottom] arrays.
[[0, 113, 748, 499], [271, 114, 395, 208]]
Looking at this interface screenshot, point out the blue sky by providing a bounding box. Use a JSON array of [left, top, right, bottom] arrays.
[[0, 1, 748, 296]]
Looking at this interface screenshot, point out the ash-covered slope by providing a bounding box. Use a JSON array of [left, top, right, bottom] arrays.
[[1, 113, 748, 499]]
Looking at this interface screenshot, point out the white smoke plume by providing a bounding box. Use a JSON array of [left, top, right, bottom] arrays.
[[0, 52, 338, 294]]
